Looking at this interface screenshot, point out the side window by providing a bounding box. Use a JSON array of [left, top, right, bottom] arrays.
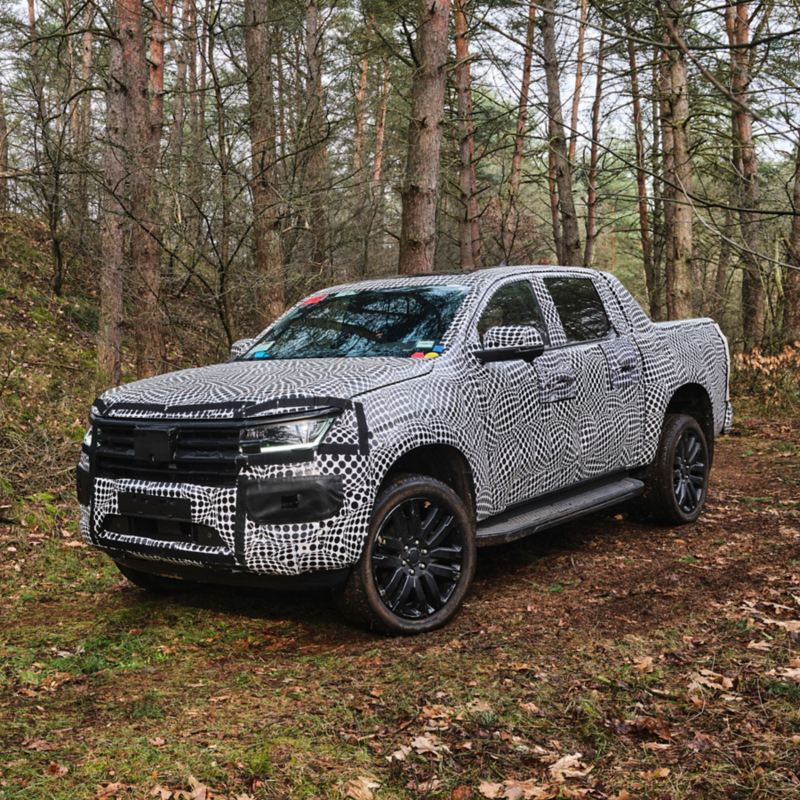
[[477, 281, 549, 343], [544, 277, 611, 343]]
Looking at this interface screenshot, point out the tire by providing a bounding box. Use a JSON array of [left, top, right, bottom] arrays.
[[641, 413, 711, 525], [337, 474, 476, 634], [116, 563, 195, 594]]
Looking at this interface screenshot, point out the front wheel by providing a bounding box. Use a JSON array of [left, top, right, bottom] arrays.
[[337, 475, 476, 634], [643, 413, 711, 525]]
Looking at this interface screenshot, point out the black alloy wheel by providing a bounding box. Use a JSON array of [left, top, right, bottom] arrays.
[[673, 427, 707, 514], [372, 496, 464, 619], [337, 474, 476, 634], [640, 413, 712, 525]]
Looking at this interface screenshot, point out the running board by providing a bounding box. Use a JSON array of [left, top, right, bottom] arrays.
[[476, 476, 645, 547]]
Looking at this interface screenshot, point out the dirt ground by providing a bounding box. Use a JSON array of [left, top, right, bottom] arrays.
[[1, 408, 799, 800]]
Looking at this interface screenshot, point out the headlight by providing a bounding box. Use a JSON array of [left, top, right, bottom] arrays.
[[240, 415, 335, 454], [82, 427, 93, 449]]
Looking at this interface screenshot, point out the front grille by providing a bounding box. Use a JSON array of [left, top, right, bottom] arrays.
[[94, 421, 240, 486]]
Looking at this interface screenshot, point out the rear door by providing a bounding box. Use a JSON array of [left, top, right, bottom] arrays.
[[534, 274, 644, 484]]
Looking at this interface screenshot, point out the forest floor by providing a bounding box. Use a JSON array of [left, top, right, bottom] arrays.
[[1, 219, 799, 798], [1, 409, 799, 800]]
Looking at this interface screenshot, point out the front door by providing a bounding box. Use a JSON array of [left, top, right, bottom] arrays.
[[469, 278, 553, 513]]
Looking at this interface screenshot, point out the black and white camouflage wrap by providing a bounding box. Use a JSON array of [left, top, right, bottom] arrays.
[[79, 266, 732, 576]]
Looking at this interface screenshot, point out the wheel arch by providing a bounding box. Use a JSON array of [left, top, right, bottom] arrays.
[[376, 443, 477, 521], [665, 382, 715, 460]]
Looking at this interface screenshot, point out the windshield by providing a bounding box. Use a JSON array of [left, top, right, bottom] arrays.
[[243, 285, 469, 360]]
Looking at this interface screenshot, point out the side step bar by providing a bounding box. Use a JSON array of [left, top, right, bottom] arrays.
[[476, 475, 645, 547]]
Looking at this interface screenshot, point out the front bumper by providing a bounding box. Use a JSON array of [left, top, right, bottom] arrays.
[[79, 404, 374, 576]]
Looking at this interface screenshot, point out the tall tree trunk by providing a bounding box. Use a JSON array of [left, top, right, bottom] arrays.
[[503, 0, 536, 259], [98, 24, 126, 387], [305, 0, 330, 277], [244, 0, 284, 326], [658, 46, 676, 317], [367, 60, 390, 275], [726, 1, 764, 350], [119, 0, 163, 376], [583, 29, 604, 267], [453, 0, 481, 269], [783, 142, 800, 343], [352, 17, 371, 175], [0, 83, 8, 212], [207, 6, 233, 341], [714, 206, 733, 328], [75, 4, 94, 241], [661, 0, 694, 319], [568, 0, 587, 165], [398, 0, 450, 274], [541, 0, 581, 265], [651, 53, 666, 318], [547, 130, 562, 263], [626, 23, 658, 318]]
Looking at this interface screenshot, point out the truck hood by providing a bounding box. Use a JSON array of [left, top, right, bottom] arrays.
[[94, 357, 434, 420]]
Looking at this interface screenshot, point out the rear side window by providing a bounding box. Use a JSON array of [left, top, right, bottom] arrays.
[[544, 277, 611, 342], [477, 281, 549, 343]]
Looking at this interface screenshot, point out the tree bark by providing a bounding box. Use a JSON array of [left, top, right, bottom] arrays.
[[398, 0, 450, 274], [244, 0, 285, 326], [626, 24, 658, 318], [75, 4, 94, 238], [503, 0, 536, 259], [453, 0, 481, 269], [568, 0, 587, 165], [98, 24, 126, 387], [660, 0, 694, 319], [119, 0, 164, 376], [783, 142, 800, 343], [305, 0, 330, 278], [583, 29, 604, 267], [726, 1, 764, 350], [352, 17, 371, 175], [0, 83, 8, 212], [541, 0, 581, 265]]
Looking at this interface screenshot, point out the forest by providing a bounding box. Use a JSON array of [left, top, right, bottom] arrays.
[[1, 2, 800, 799], [1, 0, 799, 384]]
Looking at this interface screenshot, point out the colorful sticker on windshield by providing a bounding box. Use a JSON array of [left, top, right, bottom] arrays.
[[302, 294, 326, 305], [410, 352, 425, 359], [252, 350, 270, 359], [433, 344, 445, 353], [416, 340, 435, 350]]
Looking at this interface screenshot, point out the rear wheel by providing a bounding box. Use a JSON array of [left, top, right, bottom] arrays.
[[642, 413, 710, 524], [337, 475, 476, 634]]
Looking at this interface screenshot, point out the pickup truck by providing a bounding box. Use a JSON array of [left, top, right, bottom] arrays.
[[78, 266, 733, 633]]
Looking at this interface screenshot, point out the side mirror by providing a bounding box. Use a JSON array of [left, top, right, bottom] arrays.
[[229, 338, 254, 361], [474, 325, 545, 363]]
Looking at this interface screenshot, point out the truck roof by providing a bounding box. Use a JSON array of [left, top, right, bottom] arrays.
[[322, 264, 604, 295]]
